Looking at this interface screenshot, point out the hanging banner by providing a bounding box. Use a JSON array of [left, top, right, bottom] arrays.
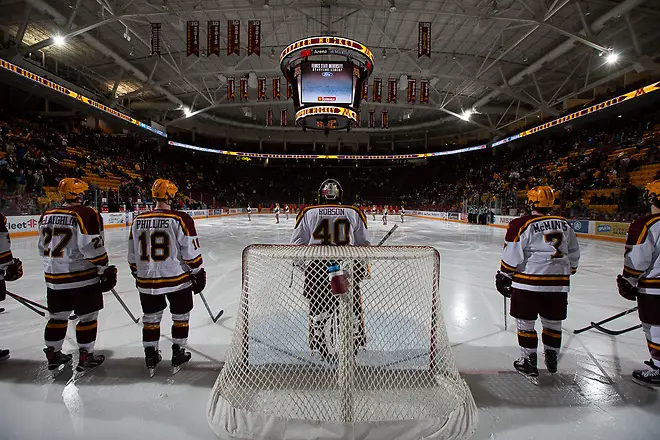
[[373, 78, 382, 103], [227, 77, 236, 101], [361, 82, 368, 101], [267, 109, 273, 127], [240, 77, 248, 101], [388, 79, 397, 104], [281, 109, 287, 127], [420, 79, 430, 104], [186, 21, 199, 57], [408, 79, 417, 103], [369, 111, 375, 128], [382, 111, 389, 129], [272, 77, 281, 100], [248, 20, 261, 56], [150, 23, 161, 56], [227, 20, 240, 56], [418, 22, 431, 58], [257, 77, 266, 100], [207, 21, 220, 57], [287, 81, 293, 99]]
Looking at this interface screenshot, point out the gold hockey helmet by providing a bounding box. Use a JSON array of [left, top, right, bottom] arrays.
[[645, 180, 660, 208], [152, 179, 178, 201], [527, 186, 555, 209], [58, 178, 89, 202]]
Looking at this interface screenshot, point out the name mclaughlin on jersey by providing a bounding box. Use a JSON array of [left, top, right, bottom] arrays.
[[134, 219, 171, 229], [531, 220, 568, 233], [318, 208, 345, 216], [40, 215, 77, 227]]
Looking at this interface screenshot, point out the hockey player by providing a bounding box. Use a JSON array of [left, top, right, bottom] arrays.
[[128, 179, 206, 376], [39, 178, 117, 375], [382, 206, 388, 225], [291, 179, 370, 361], [400, 206, 405, 223], [247, 205, 252, 221], [274, 203, 280, 224], [285, 204, 290, 220], [0, 213, 24, 361], [496, 186, 580, 378], [372, 205, 377, 222], [618, 180, 660, 386]]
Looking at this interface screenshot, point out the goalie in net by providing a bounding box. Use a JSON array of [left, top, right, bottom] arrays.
[[291, 179, 370, 361]]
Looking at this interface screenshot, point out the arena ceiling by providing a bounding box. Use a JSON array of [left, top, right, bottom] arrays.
[[2, 0, 660, 139]]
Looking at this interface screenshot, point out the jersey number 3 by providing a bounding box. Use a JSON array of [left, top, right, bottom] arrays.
[[313, 218, 350, 245], [544, 232, 564, 259]]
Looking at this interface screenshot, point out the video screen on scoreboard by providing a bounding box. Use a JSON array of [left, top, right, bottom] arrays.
[[301, 61, 354, 105]]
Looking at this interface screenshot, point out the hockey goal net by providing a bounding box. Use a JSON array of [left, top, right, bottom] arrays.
[[208, 245, 477, 440]]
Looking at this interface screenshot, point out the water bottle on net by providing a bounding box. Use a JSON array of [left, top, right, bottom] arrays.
[[328, 260, 348, 296]]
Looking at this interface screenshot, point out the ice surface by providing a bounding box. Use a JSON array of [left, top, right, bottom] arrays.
[[0, 214, 657, 440]]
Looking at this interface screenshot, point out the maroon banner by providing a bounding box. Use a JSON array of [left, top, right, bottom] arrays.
[[150, 23, 161, 57], [373, 78, 382, 103], [382, 111, 389, 129], [207, 21, 220, 57], [369, 111, 375, 128], [227, 20, 240, 56], [257, 78, 266, 100], [248, 20, 261, 56], [361, 82, 368, 101], [272, 78, 281, 100], [388, 79, 397, 104], [186, 21, 199, 57], [420, 79, 430, 104], [287, 81, 293, 100], [408, 79, 417, 104], [280, 109, 287, 127], [267, 109, 273, 127], [240, 77, 248, 101], [418, 22, 431, 58], [227, 78, 235, 101]]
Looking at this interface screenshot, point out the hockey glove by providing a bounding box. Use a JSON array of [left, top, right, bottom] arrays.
[[4, 258, 23, 282], [495, 271, 512, 298], [99, 265, 118, 293], [190, 268, 206, 294], [616, 275, 637, 301]]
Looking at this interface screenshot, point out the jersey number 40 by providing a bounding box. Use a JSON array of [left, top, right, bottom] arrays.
[[313, 218, 350, 245]]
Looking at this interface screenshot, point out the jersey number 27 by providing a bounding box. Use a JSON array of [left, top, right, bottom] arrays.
[[313, 218, 350, 245]]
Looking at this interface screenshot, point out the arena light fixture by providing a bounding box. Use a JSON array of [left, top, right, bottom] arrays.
[[183, 107, 193, 118], [606, 51, 619, 64], [460, 109, 474, 121], [53, 35, 66, 46]]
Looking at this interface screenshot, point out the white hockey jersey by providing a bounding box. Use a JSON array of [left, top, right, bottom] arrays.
[[38, 205, 109, 290], [128, 209, 203, 295], [0, 214, 15, 281], [291, 205, 370, 246], [622, 213, 660, 295], [500, 215, 580, 293]]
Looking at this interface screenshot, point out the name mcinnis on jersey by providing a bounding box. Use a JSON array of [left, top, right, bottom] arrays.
[[318, 208, 345, 216], [532, 219, 568, 233], [40, 215, 77, 227], [134, 219, 170, 229]]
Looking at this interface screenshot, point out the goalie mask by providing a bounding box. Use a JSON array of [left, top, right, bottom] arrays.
[[526, 186, 555, 212], [645, 180, 660, 209], [58, 178, 90, 204], [318, 179, 343, 204]]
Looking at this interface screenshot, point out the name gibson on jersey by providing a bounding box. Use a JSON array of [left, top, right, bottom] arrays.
[[532, 219, 568, 233], [318, 208, 345, 216], [134, 219, 170, 229]]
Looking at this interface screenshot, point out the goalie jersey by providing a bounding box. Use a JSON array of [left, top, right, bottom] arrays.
[[128, 210, 203, 295], [500, 215, 580, 292], [38, 206, 109, 290], [291, 205, 370, 246], [623, 213, 660, 295], [0, 214, 14, 281]]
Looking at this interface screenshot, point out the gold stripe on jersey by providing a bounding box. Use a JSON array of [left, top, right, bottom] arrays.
[[638, 278, 660, 287], [136, 273, 189, 285], [514, 273, 570, 281], [513, 216, 567, 242], [87, 253, 108, 265], [295, 204, 367, 229], [636, 216, 660, 245], [185, 255, 202, 266], [623, 265, 644, 277], [571, 267, 578, 275], [647, 340, 660, 351], [500, 260, 516, 273], [43, 209, 88, 234], [45, 268, 98, 280], [0, 250, 12, 264], [134, 213, 191, 236]]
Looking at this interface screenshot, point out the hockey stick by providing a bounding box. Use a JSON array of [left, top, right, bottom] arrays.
[[377, 224, 399, 246], [110, 289, 140, 324], [6, 292, 77, 320], [503, 296, 508, 331], [589, 322, 642, 336], [198, 292, 224, 323], [573, 306, 638, 334]]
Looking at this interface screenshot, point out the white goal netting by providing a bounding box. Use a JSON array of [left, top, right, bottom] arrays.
[[207, 245, 477, 440]]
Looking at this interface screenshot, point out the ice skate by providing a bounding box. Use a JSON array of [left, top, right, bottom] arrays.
[[514, 353, 539, 381], [0, 348, 9, 361], [544, 349, 558, 374], [44, 347, 73, 377], [632, 360, 660, 388], [145, 346, 162, 377], [76, 349, 105, 373], [171, 344, 191, 374]]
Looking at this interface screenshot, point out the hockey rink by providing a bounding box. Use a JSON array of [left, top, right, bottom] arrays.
[[0, 214, 657, 440]]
